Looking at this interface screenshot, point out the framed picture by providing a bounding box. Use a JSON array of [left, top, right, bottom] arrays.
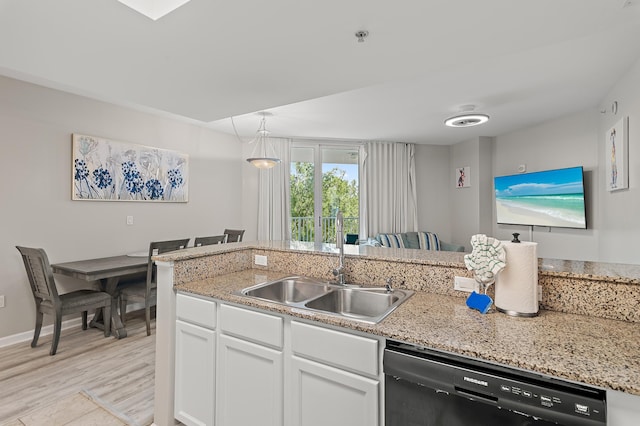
[[605, 116, 629, 192], [455, 166, 470, 188], [72, 134, 189, 202]]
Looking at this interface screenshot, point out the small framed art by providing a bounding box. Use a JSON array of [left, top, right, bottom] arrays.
[[456, 166, 470, 188], [605, 116, 629, 192]]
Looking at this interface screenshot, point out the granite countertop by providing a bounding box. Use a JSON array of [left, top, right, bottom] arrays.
[[157, 240, 640, 285], [175, 268, 640, 396]]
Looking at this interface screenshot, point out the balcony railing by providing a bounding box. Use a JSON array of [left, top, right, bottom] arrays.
[[290, 216, 359, 243]]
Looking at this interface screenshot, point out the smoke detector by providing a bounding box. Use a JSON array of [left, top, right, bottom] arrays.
[[355, 30, 369, 43], [445, 105, 490, 128]]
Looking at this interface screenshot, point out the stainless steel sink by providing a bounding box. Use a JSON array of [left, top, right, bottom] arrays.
[[305, 288, 401, 318], [242, 276, 332, 304], [239, 276, 413, 324]]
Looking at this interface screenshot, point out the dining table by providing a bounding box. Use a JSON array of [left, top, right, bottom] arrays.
[[51, 254, 148, 339]]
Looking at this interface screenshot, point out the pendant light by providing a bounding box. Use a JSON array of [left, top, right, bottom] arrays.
[[246, 114, 281, 169]]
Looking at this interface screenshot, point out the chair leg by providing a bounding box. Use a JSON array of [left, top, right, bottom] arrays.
[[50, 313, 62, 356], [82, 311, 88, 330], [31, 307, 43, 348], [145, 304, 151, 336], [103, 303, 112, 338]]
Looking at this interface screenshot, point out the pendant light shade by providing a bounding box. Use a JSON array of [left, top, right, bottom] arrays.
[[246, 115, 281, 169], [117, 0, 192, 20]]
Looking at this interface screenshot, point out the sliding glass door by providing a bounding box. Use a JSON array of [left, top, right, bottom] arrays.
[[290, 144, 359, 244]]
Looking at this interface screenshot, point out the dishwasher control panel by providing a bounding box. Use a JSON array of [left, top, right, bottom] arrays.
[[493, 377, 605, 420]]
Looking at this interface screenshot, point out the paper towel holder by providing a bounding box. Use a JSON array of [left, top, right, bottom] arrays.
[[511, 233, 521, 243]]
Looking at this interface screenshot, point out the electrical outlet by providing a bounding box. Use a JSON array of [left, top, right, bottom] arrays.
[[0, 295, 5, 308], [254, 255, 268, 266], [454, 276, 477, 293], [126, 215, 134, 225]]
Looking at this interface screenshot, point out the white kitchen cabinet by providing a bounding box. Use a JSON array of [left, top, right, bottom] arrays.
[[174, 293, 217, 426], [290, 355, 379, 426], [216, 305, 284, 426], [290, 320, 381, 426], [174, 299, 381, 426]]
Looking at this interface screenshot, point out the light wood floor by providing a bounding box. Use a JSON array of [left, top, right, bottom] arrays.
[[0, 311, 157, 426]]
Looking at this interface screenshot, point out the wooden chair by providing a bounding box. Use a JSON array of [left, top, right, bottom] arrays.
[[16, 246, 112, 356], [118, 238, 190, 336], [223, 229, 245, 243], [194, 235, 226, 246]]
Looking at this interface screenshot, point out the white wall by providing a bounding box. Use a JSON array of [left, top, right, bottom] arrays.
[[490, 110, 600, 260], [448, 137, 494, 249], [597, 58, 640, 264], [0, 76, 248, 338], [432, 55, 640, 263], [414, 144, 452, 242], [450, 138, 481, 248], [482, 53, 637, 264]]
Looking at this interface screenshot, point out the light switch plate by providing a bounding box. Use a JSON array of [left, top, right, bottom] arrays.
[[126, 215, 134, 225], [0, 295, 5, 308], [254, 255, 268, 266]]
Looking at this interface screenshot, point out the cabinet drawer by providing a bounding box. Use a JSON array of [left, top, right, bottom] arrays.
[[219, 304, 283, 349], [291, 321, 379, 377], [176, 292, 217, 329]]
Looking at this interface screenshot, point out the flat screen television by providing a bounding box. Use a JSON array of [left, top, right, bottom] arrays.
[[494, 166, 587, 229]]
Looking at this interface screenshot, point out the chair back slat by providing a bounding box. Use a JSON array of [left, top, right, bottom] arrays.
[[146, 238, 190, 290], [223, 229, 245, 243], [16, 246, 59, 303], [194, 235, 226, 246]]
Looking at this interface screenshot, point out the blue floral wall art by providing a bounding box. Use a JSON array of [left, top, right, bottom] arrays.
[[72, 134, 189, 202]]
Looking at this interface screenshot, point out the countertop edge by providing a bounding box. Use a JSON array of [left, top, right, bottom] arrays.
[[174, 268, 640, 397]]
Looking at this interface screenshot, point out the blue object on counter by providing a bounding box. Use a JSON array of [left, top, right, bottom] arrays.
[[466, 291, 493, 314]]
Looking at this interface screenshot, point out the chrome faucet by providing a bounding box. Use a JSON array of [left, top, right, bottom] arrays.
[[332, 210, 346, 285], [385, 278, 393, 293]]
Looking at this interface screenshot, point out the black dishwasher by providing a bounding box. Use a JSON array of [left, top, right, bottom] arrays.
[[384, 340, 606, 426]]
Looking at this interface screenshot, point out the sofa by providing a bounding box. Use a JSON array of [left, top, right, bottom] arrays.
[[372, 231, 465, 252]]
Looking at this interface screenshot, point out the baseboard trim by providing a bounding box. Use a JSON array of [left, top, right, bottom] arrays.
[[0, 315, 90, 349], [0, 302, 146, 349]]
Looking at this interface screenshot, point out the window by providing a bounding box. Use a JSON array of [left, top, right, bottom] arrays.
[[290, 144, 359, 244]]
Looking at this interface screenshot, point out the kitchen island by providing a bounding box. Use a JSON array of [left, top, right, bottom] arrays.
[[152, 241, 640, 425]]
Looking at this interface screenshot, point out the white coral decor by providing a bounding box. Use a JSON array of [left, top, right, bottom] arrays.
[[464, 234, 507, 284]]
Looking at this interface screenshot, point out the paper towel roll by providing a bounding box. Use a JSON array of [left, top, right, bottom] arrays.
[[495, 241, 538, 317]]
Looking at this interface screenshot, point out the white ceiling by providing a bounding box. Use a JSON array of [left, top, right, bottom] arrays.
[[1, 0, 639, 145]]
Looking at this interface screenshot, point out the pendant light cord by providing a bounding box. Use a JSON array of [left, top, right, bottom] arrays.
[[230, 116, 247, 144]]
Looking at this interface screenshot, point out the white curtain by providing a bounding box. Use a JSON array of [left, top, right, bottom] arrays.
[[360, 141, 418, 238], [257, 138, 292, 241]]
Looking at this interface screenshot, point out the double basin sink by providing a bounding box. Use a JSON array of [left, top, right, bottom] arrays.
[[239, 276, 414, 324]]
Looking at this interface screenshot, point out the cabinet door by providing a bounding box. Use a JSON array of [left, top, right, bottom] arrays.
[[291, 355, 379, 426], [216, 334, 283, 426], [174, 320, 215, 426]]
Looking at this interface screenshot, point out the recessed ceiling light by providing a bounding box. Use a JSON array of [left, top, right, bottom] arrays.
[[117, 0, 191, 20]]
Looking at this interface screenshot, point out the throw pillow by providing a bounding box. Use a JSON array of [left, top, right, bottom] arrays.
[[379, 233, 405, 248], [418, 232, 441, 251]]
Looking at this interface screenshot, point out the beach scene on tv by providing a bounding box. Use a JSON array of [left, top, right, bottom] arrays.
[[494, 167, 587, 229]]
